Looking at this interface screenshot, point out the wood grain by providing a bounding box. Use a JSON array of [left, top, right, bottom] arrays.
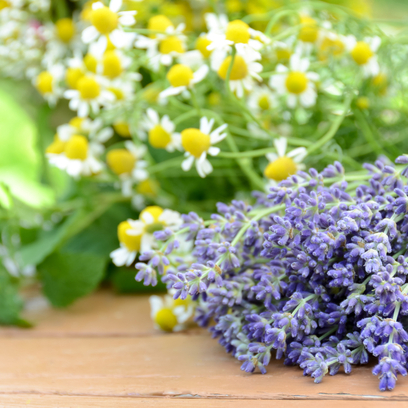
[[0, 291, 403, 406]]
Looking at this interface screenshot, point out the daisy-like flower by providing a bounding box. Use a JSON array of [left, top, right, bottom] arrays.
[[270, 54, 319, 109], [159, 63, 208, 99], [346, 35, 381, 77], [140, 108, 181, 152], [110, 206, 182, 266], [33, 64, 64, 106], [297, 15, 320, 54], [216, 43, 262, 98], [64, 74, 115, 117], [134, 15, 186, 72], [317, 32, 346, 62], [207, 18, 263, 68], [181, 117, 227, 178], [247, 85, 277, 116], [149, 293, 194, 332], [82, 0, 136, 52], [46, 134, 104, 178], [106, 141, 148, 196], [57, 116, 113, 143], [264, 137, 307, 183]]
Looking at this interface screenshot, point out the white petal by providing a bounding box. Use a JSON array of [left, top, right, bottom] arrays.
[[159, 86, 185, 98], [82, 26, 99, 44], [208, 146, 220, 156], [274, 137, 287, 157], [287, 147, 307, 163], [109, 0, 122, 13], [192, 65, 209, 84], [181, 155, 194, 172]]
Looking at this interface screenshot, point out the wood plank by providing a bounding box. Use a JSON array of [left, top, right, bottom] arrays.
[[0, 394, 402, 407], [0, 291, 158, 337], [0, 334, 405, 401]]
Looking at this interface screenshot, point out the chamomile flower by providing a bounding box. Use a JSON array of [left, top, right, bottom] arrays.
[[181, 117, 227, 178], [216, 43, 262, 98], [149, 293, 194, 332], [47, 134, 104, 178], [82, 0, 136, 52], [207, 18, 263, 67], [106, 141, 148, 196], [64, 74, 115, 117], [270, 54, 319, 109], [33, 64, 64, 105], [110, 206, 182, 266], [159, 63, 208, 99], [140, 108, 181, 152], [346, 36, 381, 77], [264, 137, 307, 184], [135, 15, 186, 71], [57, 116, 113, 143], [248, 85, 276, 116], [297, 15, 320, 54]]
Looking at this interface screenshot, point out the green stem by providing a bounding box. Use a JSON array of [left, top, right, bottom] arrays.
[[307, 92, 354, 155]]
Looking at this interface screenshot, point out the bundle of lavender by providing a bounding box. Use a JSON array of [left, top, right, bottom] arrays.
[[136, 154, 408, 391]]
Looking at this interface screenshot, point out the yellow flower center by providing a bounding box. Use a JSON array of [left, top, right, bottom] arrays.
[[351, 41, 373, 65], [166, 64, 193, 88], [118, 220, 141, 251], [159, 36, 185, 54], [69, 117, 84, 129], [149, 125, 172, 149], [137, 179, 159, 196], [143, 85, 160, 103], [0, 0, 10, 10], [84, 53, 97, 73], [113, 121, 131, 137], [64, 135, 88, 160], [258, 94, 270, 110], [36, 71, 53, 94], [208, 92, 220, 106], [285, 71, 308, 94], [106, 35, 116, 51], [299, 16, 318, 43], [181, 128, 211, 158], [108, 87, 124, 100], [106, 149, 136, 175], [196, 36, 212, 58], [372, 73, 387, 94], [148, 15, 173, 38], [55, 18, 76, 43], [91, 6, 118, 34], [66, 67, 84, 89], [225, 20, 250, 44], [276, 48, 291, 61], [77, 76, 100, 100], [218, 55, 248, 80], [264, 156, 297, 181], [102, 50, 123, 78], [356, 96, 369, 110], [154, 308, 178, 332], [318, 37, 345, 61], [141, 206, 164, 223], [46, 134, 66, 154], [173, 298, 190, 308]]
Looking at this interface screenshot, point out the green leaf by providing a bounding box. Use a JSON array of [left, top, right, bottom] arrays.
[[0, 268, 23, 325], [38, 250, 106, 307], [111, 265, 166, 294]]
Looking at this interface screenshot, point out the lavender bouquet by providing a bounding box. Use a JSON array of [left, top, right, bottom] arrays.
[[137, 154, 408, 391]]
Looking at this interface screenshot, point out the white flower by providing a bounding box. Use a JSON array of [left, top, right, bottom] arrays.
[[149, 293, 194, 332], [247, 85, 277, 115], [159, 63, 208, 99], [110, 206, 182, 266], [82, 0, 136, 52], [47, 134, 104, 179], [140, 108, 181, 152], [135, 21, 186, 72], [33, 64, 64, 106], [57, 117, 113, 142], [215, 43, 262, 98], [264, 137, 307, 186], [345, 35, 381, 77], [64, 74, 115, 117], [270, 54, 319, 109], [181, 117, 227, 178], [206, 18, 263, 69]]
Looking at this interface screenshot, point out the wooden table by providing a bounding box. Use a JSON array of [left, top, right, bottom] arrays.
[[0, 290, 405, 407]]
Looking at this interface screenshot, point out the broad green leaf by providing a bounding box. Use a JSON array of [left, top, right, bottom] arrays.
[[0, 267, 23, 325], [38, 250, 106, 307]]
